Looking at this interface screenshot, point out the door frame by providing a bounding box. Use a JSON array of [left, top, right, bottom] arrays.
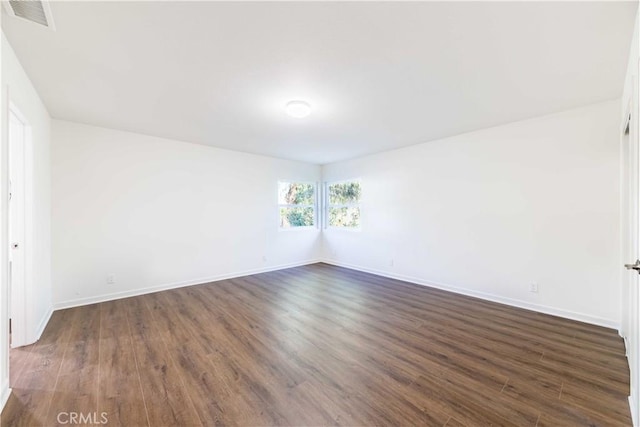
[[621, 62, 640, 425], [621, 101, 633, 343], [7, 101, 32, 349]]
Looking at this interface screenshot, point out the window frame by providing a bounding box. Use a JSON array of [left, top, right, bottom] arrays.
[[324, 179, 362, 231], [277, 180, 319, 230]]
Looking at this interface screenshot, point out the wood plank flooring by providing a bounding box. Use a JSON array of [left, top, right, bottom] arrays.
[[0, 263, 631, 426]]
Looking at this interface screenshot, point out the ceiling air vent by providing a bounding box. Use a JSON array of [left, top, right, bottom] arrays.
[[4, 0, 55, 30]]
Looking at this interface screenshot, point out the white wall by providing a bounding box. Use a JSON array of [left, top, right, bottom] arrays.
[[51, 120, 322, 307], [622, 12, 639, 115], [1, 33, 53, 408], [322, 100, 621, 328]]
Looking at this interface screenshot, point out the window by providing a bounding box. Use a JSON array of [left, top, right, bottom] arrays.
[[327, 180, 361, 229], [278, 181, 316, 228]]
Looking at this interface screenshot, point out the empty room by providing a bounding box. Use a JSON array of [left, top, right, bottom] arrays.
[[0, 0, 639, 426]]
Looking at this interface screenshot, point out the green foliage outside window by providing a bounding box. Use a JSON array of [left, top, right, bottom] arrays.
[[329, 182, 361, 204], [279, 182, 315, 228], [328, 181, 361, 228]]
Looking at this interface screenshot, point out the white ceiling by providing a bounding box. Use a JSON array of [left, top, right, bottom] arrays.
[[2, 1, 637, 164]]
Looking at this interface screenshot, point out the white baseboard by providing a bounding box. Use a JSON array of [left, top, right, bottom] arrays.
[[0, 379, 10, 413], [320, 259, 619, 330], [54, 259, 322, 310], [52, 258, 619, 329], [629, 395, 638, 427]]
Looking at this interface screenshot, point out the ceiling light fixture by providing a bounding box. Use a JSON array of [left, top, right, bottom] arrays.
[[285, 100, 311, 118]]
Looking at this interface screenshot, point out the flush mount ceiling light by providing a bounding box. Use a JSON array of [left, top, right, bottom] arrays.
[[285, 100, 311, 118]]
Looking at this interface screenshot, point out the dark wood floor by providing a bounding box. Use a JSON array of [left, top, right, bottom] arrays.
[[0, 263, 631, 426]]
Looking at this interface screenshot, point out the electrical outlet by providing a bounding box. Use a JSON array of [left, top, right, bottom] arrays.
[[529, 282, 538, 293], [107, 274, 115, 284], [390, 258, 395, 267]]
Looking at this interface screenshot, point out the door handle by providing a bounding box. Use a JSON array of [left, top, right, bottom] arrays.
[[625, 259, 640, 271]]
